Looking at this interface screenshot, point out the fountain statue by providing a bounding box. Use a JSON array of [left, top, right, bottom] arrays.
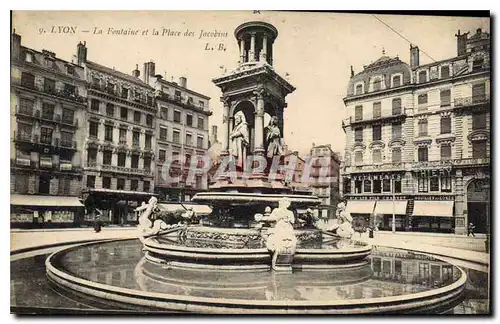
[[136, 197, 167, 246], [229, 110, 250, 170], [264, 115, 284, 159], [329, 200, 355, 239], [257, 197, 297, 272]]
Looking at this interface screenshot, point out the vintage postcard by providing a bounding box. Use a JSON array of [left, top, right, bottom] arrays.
[[10, 10, 490, 315]]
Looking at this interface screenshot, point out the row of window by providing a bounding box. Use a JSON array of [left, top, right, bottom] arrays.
[[88, 121, 153, 148], [354, 98, 402, 121], [90, 99, 154, 126], [160, 87, 206, 109], [352, 140, 487, 165], [415, 58, 484, 84], [15, 174, 74, 195], [19, 98, 76, 124], [353, 83, 487, 121], [86, 175, 151, 192], [86, 149, 152, 170], [351, 178, 402, 194], [17, 123, 74, 146], [354, 112, 487, 142], [159, 106, 206, 129], [91, 77, 154, 105], [23, 51, 76, 75], [158, 126, 205, 148], [21, 72, 78, 95], [354, 74, 403, 95]]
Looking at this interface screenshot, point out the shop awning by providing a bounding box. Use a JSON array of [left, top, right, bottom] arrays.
[[157, 203, 186, 213], [10, 194, 84, 207], [374, 200, 408, 215], [345, 200, 375, 215], [181, 203, 212, 215], [412, 201, 454, 217]]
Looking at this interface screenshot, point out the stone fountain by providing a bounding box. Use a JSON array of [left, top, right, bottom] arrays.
[[43, 21, 467, 314], [136, 20, 371, 272]]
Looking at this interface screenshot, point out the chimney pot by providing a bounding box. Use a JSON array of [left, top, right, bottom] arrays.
[[477, 28, 482, 34]]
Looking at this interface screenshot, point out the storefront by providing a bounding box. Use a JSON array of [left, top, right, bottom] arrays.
[[373, 200, 408, 231], [83, 189, 159, 226], [10, 194, 84, 228], [411, 200, 455, 233], [345, 200, 375, 230]]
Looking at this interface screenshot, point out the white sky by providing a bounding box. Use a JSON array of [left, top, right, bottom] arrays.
[[12, 11, 490, 156]]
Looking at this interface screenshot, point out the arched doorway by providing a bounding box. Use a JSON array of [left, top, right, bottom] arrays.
[[467, 179, 490, 234]]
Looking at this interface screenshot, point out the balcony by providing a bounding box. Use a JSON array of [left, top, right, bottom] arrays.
[[14, 131, 34, 143], [155, 91, 212, 115], [15, 81, 86, 103], [454, 94, 490, 108], [118, 138, 127, 146], [89, 84, 155, 108], [100, 164, 152, 176], [411, 160, 453, 170], [60, 140, 77, 149], [344, 109, 407, 127]]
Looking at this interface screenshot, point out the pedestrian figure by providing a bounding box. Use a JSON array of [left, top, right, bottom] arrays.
[[94, 210, 102, 233], [467, 222, 476, 237]]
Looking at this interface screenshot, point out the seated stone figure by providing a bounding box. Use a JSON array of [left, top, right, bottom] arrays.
[[136, 197, 168, 246], [329, 201, 355, 239], [264, 198, 298, 271]]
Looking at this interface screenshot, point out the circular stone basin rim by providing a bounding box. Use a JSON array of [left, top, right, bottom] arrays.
[[46, 239, 467, 310]]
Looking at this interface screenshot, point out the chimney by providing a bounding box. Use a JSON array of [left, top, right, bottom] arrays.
[[410, 44, 419, 69], [210, 125, 218, 145], [76, 41, 87, 66], [132, 64, 140, 78], [179, 77, 187, 88], [11, 30, 21, 60], [143, 61, 155, 84], [477, 28, 482, 35], [455, 29, 468, 56]]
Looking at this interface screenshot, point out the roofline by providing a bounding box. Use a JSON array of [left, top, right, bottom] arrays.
[[86, 60, 155, 90], [155, 77, 210, 100], [20, 45, 82, 68]]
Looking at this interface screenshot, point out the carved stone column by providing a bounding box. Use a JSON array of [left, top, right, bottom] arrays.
[[239, 39, 245, 63], [249, 33, 256, 62], [221, 98, 230, 154], [254, 90, 265, 155], [260, 34, 268, 62]]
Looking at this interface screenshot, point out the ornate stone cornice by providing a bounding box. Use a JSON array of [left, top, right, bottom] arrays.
[[352, 142, 366, 151], [413, 138, 432, 147], [368, 140, 385, 149], [388, 138, 406, 147], [467, 130, 489, 143]]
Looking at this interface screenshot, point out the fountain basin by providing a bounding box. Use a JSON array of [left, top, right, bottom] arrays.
[[45, 239, 467, 314]]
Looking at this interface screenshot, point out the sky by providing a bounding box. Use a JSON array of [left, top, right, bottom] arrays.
[[11, 11, 490, 157]]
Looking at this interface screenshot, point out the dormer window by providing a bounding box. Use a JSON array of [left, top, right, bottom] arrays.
[[44, 57, 55, 69], [355, 83, 363, 95], [373, 78, 382, 91], [440, 65, 450, 78], [66, 65, 74, 75], [472, 57, 484, 72], [24, 52, 33, 63], [418, 70, 427, 83], [391, 74, 402, 87]]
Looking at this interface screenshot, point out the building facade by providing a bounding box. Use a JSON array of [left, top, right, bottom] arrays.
[[341, 28, 490, 234], [309, 144, 341, 219], [146, 70, 211, 202], [77, 43, 158, 225], [10, 31, 87, 227]]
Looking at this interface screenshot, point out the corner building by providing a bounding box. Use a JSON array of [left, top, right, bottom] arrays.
[[341, 28, 490, 234], [10, 32, 86, 227]]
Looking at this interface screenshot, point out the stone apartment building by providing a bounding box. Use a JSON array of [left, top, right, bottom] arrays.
[[10, 31, 87, 227], [309, 144, 342, 219], [144, 66, 211, 202], [76, 42, 158, 225], [341, 28, 490, 234]]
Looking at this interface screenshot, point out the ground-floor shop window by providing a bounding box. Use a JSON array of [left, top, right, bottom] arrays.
[[410, 217, 454, 233]]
